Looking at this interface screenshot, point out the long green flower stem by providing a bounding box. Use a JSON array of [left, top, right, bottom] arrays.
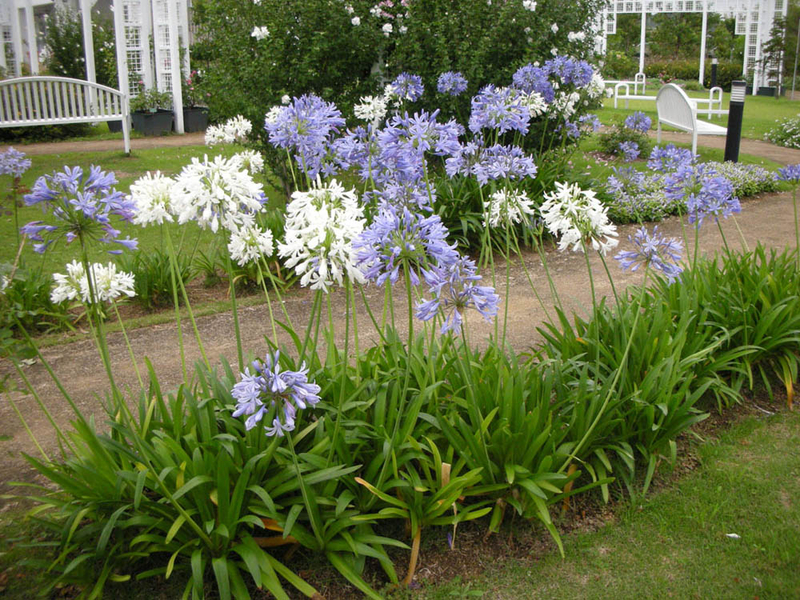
[[223, 234, 245, 371], [368, 265, 417, 507], [535, 234, 564, 314], [581, 240, 602, 384], [164, 227, 187, 382], [298, 290, 323, 366], [457, 327, 494, 482], [326, 281, 352, 468], [510, 232, 552, 323], [4, 390, 48, 461], [164, 226, 210, 373], [731, 216, 750, 253], [597, 251, 620, 308], [260, 257, 296, 332], [286, 432, 325, 548], [10, 360, 73, 457], [358, 284, 389, 346], [559, 268, 651, 474], [348, 279, 361, 386], [111, 300, 144, 391], [255, 261, 279, 347], [501, 225, 512, 348]]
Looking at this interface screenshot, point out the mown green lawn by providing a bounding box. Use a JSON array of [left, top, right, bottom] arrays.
[[596, 88, 800, 141]]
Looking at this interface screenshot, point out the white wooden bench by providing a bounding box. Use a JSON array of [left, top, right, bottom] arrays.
[[656, 83, 727, 155], [613, 81, 655, 108], [691, 86, 727, 119], [605, 72, 646, 96], [0, 76, 131, 154]]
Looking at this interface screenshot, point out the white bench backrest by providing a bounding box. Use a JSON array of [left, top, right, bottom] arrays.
[[656, 83, 696, 130], [0, 76, 128, 124]]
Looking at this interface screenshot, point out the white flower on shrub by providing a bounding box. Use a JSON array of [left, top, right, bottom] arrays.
[[251, 26, 270, 41], [278, 177, 366, 291], [52, 260, 136, 304], [567, 31, 586, 42], [541, 181, 618, 255], [173, 155, 265, 233], [352, 16, 361, 26], [523, 0, 537, 11], [281, 94, 291, 105], [205, 115, 253, 146], [232, 150, 265, 175], [228, 217, 275, 266], [354, 95, 388, 127], [484, 188, 536, 228], [550, 47, 558, 56], [382, 23, 393, 36], [551, 23, 558, 34], [130, 171, 177, 226]]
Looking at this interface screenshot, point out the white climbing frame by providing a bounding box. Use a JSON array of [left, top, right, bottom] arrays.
[[598, 0, 789, 94]]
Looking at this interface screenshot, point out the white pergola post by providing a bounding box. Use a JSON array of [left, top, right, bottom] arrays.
[[179, 0, 190, 76], [141, 0, 154, 90], [79, 0, 96, 85], [112, 0, 130, 99], [10, 3, 23, 77], [23, 0, 37, 74], [698, 5, 708, 86], [639, 4, 646, 74], [167, 0, 183, 133]]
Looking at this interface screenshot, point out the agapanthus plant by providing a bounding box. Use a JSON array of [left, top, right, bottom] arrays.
[[647, 144, 694, 172], [469, 85, 531, 135], [231, 351, 321, 436], [130, 171, 177, 226], [437, 71, 468, 96], [385, 72, 424, 104], [228, 217, 275, 267], [540, 181, 618, 255], [624, 111, 652, 134], [22, 165, 137, 254], [0, 146, 32, 178], [231, 150, 265, 175], [619, 141, 640, 162], [264, 94, 346, 179], [205, 115, 253, 146], [615, 225, 683, 283], [665, 164, 740, 226], [445, 141, 537, 186], [278, 178, 366, 290], [172, 154, 265, 233], [51, 260, 136, 304], [416, 256, 499, 334], [483, 188, 535, 228], [354, 207, 458, 286]]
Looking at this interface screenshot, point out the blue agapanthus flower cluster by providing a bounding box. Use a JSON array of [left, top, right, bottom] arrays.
[[0, 147, 32, 178], [437, 71, 468, 96], [547, 55, 594, 88], [665, 164, 740, 225], [468, 85, 531, 135], [578, 114, 602, 133], [647, 144, 694, 172], [22, 165, 137, 254], [265, 94, 346, 178], [778, 163, 800, 183], [389, 73, 425, 102], [624, 111, 652, 133], [231, 351, 321, 437], [416, 255, 499, 334], [354, 206, 458, 286], [615, 225, 683, 283], [445, 141, 537, 185], [378, 110, 463, 169], [619, 141, 640, 162], [511, 64, 554, 102]]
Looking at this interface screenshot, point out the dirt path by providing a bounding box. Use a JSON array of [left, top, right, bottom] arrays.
[[1, 133, 799, 509]]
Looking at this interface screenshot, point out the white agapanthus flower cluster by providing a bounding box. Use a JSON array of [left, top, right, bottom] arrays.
[[354, 95, 388, 127], [548, 91, 581, 119], [205, 115, 253, 146], [228, 217, 275, 266], [51, 260, 136, 304], [232, 150, 265, 175], [251, 26, 270, 41], [522, 91, 547, 118], [586, 73, 606, 99], [130, 171, 176, 226], [172, 155, 265, 233], [522, 0, 537, 11], [278, 178, 366, 291], [540, 181, 619, 255], [265, 105, 285, 125], [484, 189, 536, 228]]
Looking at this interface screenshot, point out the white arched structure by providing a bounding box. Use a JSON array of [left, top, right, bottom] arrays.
[[0, 0, 191, 132], [598, 0, 788, 94]]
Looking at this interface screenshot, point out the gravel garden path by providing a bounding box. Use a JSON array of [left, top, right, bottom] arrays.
[[1, 131, 799, 507]]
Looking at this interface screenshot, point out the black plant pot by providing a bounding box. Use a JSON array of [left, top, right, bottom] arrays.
[[183, 107, 209, 133], [757, 86, 776, 97], [107, 120, 123, 133], [131, 110, 174, 136]]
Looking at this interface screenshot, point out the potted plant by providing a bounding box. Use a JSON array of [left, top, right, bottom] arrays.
[[130, 85, 173, 136], [182, 71, 209, 133]]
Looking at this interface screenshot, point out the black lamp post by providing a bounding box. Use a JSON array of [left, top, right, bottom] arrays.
[[724, 80, 746, 163]]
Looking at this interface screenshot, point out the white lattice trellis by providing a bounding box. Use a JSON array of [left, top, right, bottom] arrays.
[[598, 0, 788, 92]]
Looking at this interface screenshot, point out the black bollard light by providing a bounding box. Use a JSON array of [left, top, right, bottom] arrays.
[[710, 58, 718, 89], [724, 80, 746, 163]]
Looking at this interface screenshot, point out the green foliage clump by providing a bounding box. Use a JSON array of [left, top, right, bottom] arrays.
[[641, 60, 742, 91], [597, 119, 651, 159], [116, 249, 193, 311]]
